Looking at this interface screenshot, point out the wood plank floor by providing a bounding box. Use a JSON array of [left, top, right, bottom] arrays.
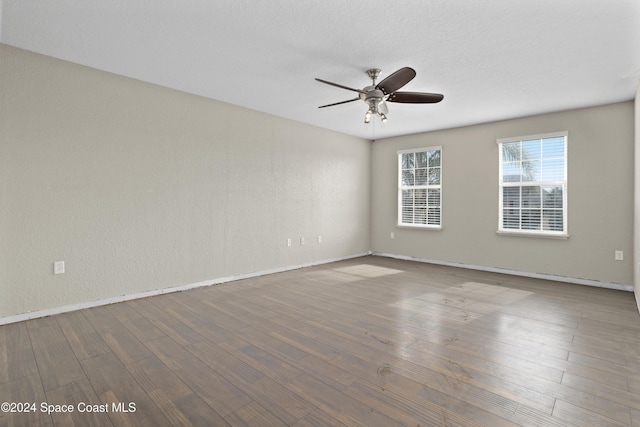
[[1, 256, 639, 426]]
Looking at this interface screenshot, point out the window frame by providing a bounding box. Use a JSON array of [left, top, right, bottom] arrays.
[[497, 131, 568, 238], [397, 146, 443, 230]]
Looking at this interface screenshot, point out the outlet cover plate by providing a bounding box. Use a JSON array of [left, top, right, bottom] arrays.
[[54, 261, 65, 274]]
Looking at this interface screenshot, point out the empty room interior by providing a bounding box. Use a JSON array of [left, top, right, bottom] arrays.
[[1, 1, 640, 426]]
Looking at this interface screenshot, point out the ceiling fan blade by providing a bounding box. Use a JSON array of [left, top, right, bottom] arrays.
[[375, 67, 416, 95], [387, 91, 444, 103], [318, 98, 360, 108], [315, 78, 366, 94]]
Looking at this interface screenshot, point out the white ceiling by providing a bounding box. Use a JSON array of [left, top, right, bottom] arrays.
[[1, 0, 639, 140]]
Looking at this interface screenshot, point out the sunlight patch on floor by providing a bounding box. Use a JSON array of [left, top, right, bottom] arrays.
[[332, 264, 404, 278]]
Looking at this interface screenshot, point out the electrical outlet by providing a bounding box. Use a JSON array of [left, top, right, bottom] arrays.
[[317, 235, 322, 243], [615, 250, 624, 261], [300, 237, 305, 245], [287, 238, 292, 247], [390, 232, 395, 239], [54, 261, 65, 275]]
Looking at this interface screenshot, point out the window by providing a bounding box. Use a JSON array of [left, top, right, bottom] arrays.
[[498, 132, 567, 237], [398, 147, 442, 228]]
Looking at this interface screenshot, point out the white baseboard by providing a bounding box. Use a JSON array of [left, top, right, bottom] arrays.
[[0, 252, 372, 326], [4, 250, 629, 326], [373, 252, 634, 292]]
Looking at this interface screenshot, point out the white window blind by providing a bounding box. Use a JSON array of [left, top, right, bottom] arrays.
[[398, 147, 442, 228], [498, 132, 567, 236]]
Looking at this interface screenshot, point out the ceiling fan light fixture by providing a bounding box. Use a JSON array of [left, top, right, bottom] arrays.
[[316, 67, 443, 125]]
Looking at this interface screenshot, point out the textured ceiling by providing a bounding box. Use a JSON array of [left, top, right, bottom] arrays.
[[1, 0, 639, 140]]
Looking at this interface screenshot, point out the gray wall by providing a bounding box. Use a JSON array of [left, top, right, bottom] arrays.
[[0, 45, 372, 320], [635, 84, 640, 310], [372, 102, 634, 287]]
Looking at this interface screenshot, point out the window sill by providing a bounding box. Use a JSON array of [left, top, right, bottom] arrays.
[[397, 224, 442, 231], [496, 230, 569, 239]]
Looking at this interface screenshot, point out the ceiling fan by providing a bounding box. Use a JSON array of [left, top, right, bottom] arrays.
[[315, 67, 443, 123]]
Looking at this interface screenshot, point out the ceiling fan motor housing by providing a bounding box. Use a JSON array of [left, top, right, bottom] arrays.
[[360, 87, 385, 109]]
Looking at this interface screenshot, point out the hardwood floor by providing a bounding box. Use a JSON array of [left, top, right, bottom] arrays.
[[1, 256, 639, 426]]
